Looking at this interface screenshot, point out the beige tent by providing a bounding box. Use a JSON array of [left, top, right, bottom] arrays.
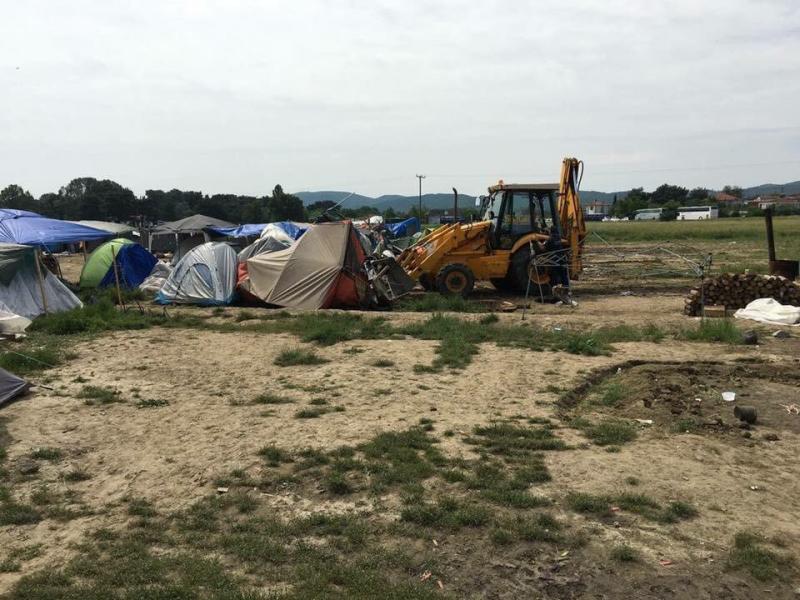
[[243, 222, 367, 310]]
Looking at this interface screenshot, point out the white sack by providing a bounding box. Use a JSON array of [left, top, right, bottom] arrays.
[[734, 297, 800, 326]]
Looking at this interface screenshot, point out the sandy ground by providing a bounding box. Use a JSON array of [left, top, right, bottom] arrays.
[[2, 255, 799, 596]]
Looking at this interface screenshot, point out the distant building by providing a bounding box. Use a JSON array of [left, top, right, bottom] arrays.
[[714, 191, 741, 204], [677, 206, 719, 220], [749, 194, 800, 210]]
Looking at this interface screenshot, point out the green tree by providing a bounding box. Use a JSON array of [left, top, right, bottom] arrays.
[[611, 188, 649, 218], [58, 178, 136, 221], [687, 187, 709, 201], [650, 184, 687, 206], [722, 185, 743, 199], [265, 185, 306, 221], [659, 201, 680, 221], [0, 184, 38, 211]]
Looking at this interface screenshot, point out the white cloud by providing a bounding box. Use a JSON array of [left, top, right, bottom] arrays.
[[1, 0, 798, 197]]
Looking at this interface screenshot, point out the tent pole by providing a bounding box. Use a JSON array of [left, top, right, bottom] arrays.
[[111, 246, 126, 311], [82, 242, 88, 263], [33, 248, 49, 315]]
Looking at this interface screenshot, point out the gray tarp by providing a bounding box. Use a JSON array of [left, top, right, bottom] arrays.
[[0, 368, 29, 407], [150, 215, 236, 264], [0, 243, 83, 321]]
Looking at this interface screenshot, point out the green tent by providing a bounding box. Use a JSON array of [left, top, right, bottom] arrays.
[[79, 238, 134, 289]]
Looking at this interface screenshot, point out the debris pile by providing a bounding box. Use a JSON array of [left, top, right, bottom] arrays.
[[684, 273, 800, 316]]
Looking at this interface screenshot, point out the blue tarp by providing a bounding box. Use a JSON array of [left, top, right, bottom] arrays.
[[0, 209, 112, 246], [98, 244, 158, 289], [207, 223, 267, 238], [385, 217, 420, 237], [207, 221, 308, 240]]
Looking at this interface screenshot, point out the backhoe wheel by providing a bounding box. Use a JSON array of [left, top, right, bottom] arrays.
[[418, 273, 434, 291], [436, 264, 475, 298], [510, 246, 551, 299]]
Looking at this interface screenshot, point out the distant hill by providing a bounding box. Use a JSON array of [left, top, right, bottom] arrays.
[[295, 180, 800, 212], [741, 180, 800, 198]]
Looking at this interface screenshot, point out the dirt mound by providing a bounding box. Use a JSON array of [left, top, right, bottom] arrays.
[[563, 360, 800, 437]]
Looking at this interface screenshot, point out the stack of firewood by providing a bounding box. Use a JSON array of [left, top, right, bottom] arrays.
[[684, 273, 800, 316]]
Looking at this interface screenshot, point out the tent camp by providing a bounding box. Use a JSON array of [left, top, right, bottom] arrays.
[[156, 242, 237, 305], [0, 243, 82, 320], [0, 368, 29, 408], [238, 222, 309, 262], [243, 221, 368, 310], [148, 214, 235, 263], [0, 209, 112, 247], [79, 239, 158, 289]]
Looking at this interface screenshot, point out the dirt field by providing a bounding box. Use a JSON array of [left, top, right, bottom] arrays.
[[1, 254, 799, 598]]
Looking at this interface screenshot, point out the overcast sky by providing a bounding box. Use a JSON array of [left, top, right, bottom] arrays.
[[2, 0, 799, 199]]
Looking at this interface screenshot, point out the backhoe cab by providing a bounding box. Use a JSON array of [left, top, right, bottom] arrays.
[[398, 157, 586, 299]]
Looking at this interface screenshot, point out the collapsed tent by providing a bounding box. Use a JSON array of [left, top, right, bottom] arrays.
[[0, 243, 82, 320], [149, 214, 235, 263], [0, 368, 29, 408], [79, 238, 158, 289], [238, 222, 309, 261], [243, 221, 368, 310], [156, 242, 237, 305], [0, 209, 112, 247]]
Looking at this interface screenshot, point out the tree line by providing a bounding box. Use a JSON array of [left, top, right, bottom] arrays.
[[0, 179, 308, 225]]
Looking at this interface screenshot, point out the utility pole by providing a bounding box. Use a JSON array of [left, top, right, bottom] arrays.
[[416, 174, 426, 223]]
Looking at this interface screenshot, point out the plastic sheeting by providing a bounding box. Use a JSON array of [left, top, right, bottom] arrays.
[[734, 298, 800, 326], [0, 243, 83, 319], [0, 210, 112, 246], [156, 242, 237, 305], [385, 217, 420, 237], [237, 222, 310, 261], [0, 309, 31, 334], [207, 223, 267, 238], [139, 261, 173, 294], [0, 368, 29, 408]]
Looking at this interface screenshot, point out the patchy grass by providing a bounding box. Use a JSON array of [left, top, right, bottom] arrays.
[[30, 447, 63, 461], [597, 382, 625, 407], [77, 385, 123, 405], [252, 393, 294, 405], [396, 295, 487, 313], [611, 544, 640, 562], [135, 398, 169, 408], [294, 407, 330, 419], [274, 348, 330, 367], [370, 359, 395, 368], [575, 420, 637, 446], [0, 338, 64, 376], [727, 532, 793, 581], [678, 319, 743, 344], [470, 422, 567, 456], [258, 445, 294, 466], [566, 491, 697, 524], [63, 469, 92, 482]]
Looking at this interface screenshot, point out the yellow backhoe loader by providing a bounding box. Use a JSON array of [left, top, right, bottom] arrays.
[[398, 158, 586, 298]]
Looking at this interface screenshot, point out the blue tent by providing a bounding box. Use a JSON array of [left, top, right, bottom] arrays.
[[207, 221, 308, 240], [385, 217, 420, 237], [99, 245, 156, 289], [0, 209, 112, 246]]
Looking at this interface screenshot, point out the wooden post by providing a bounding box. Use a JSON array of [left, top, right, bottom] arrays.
[[111, 245, 126, 311], [33, 248, 49, 314], [764, 207, 776, 262]]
